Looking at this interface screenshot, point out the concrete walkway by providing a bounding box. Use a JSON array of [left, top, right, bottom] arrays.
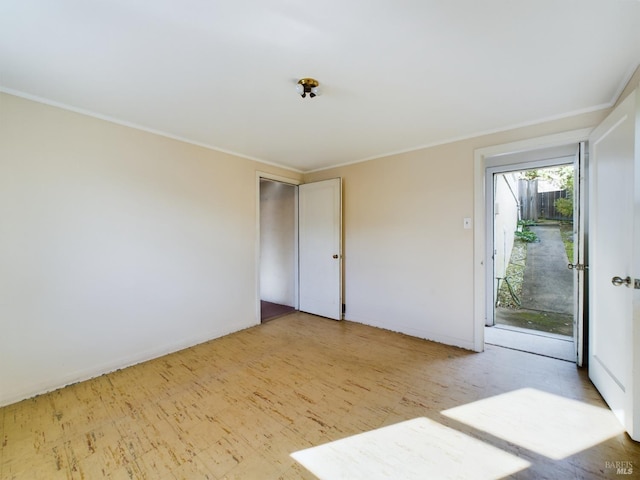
[[520, 225, 573, 315], [489, 224, 575, 360]]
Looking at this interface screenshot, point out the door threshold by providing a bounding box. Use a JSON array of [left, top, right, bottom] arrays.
[[492, 324, 573, 341], [485, 326, 575, 362]]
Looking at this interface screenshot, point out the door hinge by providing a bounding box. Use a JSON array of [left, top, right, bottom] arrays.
[[567, 263, 588, 271]]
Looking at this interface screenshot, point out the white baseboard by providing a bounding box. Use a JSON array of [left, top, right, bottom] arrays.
[[0, 320, 257, 408]]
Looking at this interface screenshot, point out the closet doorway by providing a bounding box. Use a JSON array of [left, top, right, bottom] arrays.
[[259, 177, 298, 322]]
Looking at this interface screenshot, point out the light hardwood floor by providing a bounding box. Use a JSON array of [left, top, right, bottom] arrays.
[[1, 312, 638, 479]]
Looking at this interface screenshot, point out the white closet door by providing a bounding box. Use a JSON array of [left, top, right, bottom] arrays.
[[299, 178, 342, 320]]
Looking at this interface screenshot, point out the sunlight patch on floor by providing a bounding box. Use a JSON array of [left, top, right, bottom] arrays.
[[442, 388, 624, 460], [291, 417, 530, 480]]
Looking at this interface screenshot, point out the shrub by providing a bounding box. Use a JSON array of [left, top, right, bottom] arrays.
[[515, 229, 538, 242], [555, 197, 573, 217], [518, 219, 536, 227]]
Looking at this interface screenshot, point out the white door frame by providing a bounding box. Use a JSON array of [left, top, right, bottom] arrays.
[[256, 171, 302, 324], [473, 128, 593, 352]]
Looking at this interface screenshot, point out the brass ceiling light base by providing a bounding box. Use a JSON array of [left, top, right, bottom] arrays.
[[296, 78, 319, 98]]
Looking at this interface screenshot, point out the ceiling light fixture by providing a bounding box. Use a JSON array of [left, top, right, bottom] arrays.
[[296, 78, 319, 98]]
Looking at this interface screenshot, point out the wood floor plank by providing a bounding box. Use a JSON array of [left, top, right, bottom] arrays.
[[1, 312, 638, 479]]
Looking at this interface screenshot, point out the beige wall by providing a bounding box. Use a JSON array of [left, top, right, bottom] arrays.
[[0, 89, 613, 405], [304, 109, 609, 349], [0, 93, 301, 406]]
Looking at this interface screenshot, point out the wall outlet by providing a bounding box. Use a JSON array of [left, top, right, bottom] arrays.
[[463, 218, 472, 229]]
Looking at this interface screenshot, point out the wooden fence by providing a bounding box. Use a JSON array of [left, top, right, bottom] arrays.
[[537, 190, 572, 221], [518, 179, 573, 222], [518, 178, 572, 221]]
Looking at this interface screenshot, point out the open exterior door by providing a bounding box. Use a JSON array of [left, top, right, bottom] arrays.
[[572, 142, 586, 366], [588, 88, 639, 441], [299, 178, 342, 320]]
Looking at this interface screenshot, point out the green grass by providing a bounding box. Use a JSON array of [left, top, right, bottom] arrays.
[[559, 223, 574, 262], [496, 308, 573, 336]]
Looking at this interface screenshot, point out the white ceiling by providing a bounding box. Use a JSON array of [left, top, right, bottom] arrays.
[[1, 1, 639, 172]]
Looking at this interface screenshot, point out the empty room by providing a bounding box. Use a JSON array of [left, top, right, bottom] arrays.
[[1, 1, 640, 479]]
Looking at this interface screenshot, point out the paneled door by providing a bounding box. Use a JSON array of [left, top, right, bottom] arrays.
[[588, 88, 639, 441]]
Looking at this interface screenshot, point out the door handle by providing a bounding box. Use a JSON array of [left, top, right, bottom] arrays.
[[611, 276, 631, 287], [332, 254, 339, 259]]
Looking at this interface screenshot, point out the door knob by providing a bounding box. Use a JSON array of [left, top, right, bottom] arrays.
[[611, 276, 631, 287], [332, 254, 339, 259]]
